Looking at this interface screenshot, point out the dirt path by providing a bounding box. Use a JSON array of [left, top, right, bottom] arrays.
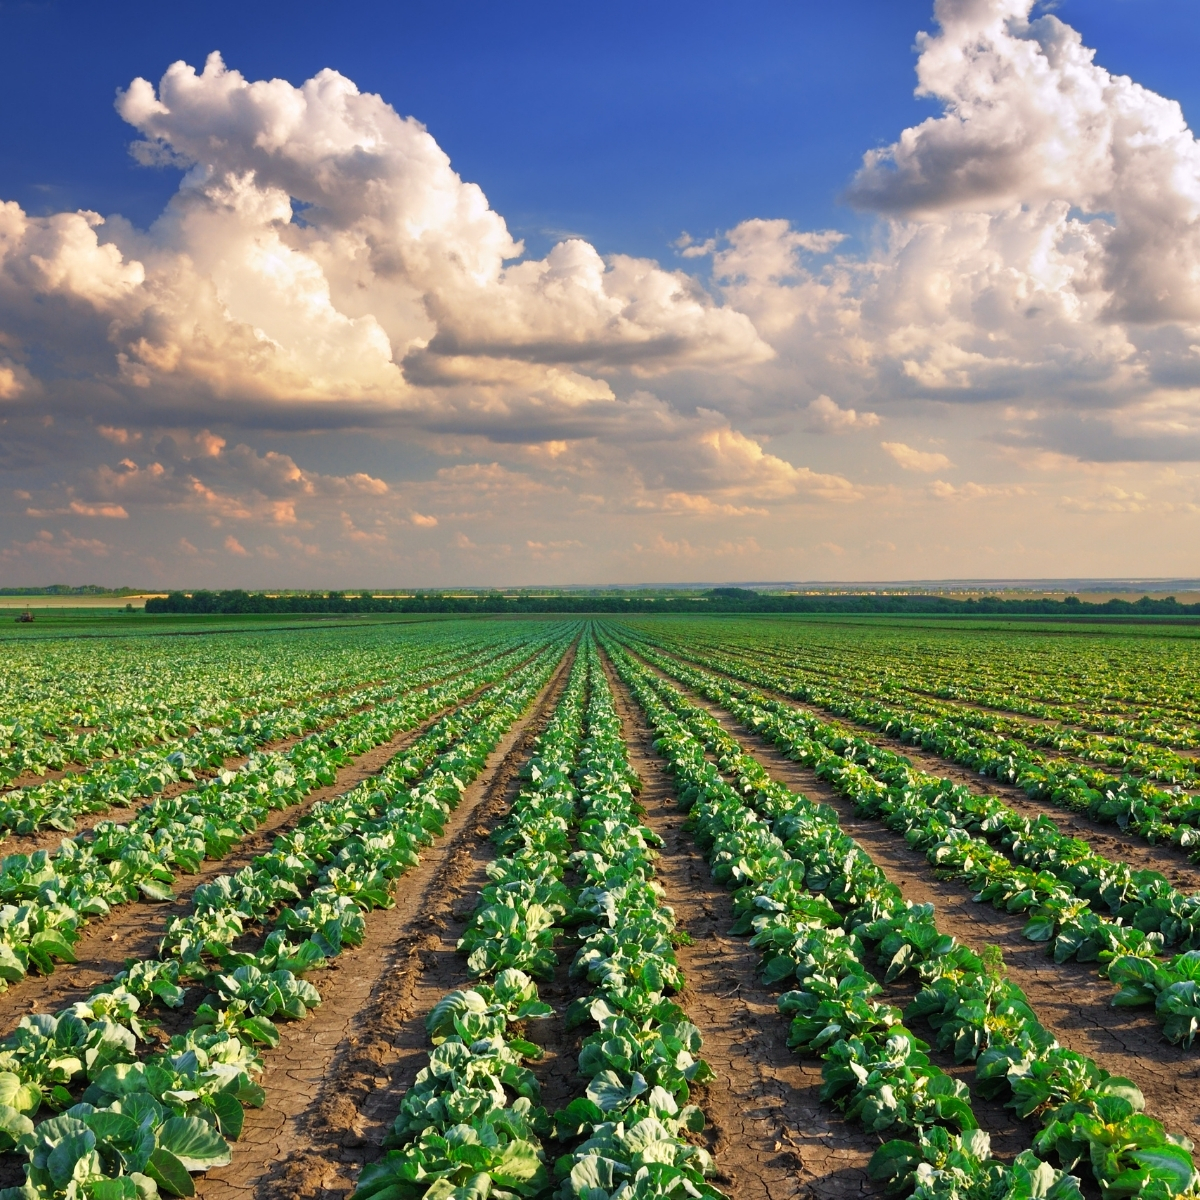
[[636, 662, 1200, 1153], [601, 655, 878, 1200], [193, 646, 577, 1200], [649, 646, 1200, 892]]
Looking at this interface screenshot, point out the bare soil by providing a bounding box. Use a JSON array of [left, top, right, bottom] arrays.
[[193, 647, 577, 1200], [0, 645, 531, 1008], [602, 654, 879, 1200], [644, 664, 1200, 1154]]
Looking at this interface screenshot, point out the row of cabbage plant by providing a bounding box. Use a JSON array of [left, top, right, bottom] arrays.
[[632, 628, 1200, 853], [602, 634, 1199, 1200], [0, 625, 483, 788], [620, 633, 1200, 1048], [679, 629, 1200, 790], [0, 633, 574, 1199], [358, 637, 724, 1200], [0, 634, 551, 1003], [0, 628, 516, 833], [548, 644, 721, 1200], [0, 635, 431, 793], [642, 617, 1199, 748], [354, 638, 591, 1200]]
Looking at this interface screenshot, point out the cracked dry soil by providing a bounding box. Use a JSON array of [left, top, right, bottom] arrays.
[[194, 646, 577, 1200], [639, 660, 1200, 1160], [601, 652, 879, 1200]]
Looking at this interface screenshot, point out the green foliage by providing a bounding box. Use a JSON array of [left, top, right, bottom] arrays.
[[603, 628, 1200, 1200], [0, 626, 579, 1198]]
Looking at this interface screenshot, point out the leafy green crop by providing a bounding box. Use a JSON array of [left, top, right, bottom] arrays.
[[361, 639, 724, 1200], [0, 629, 578, 1198], [624, 635, 1200, 1048], [603, 629, 1200, 1200]]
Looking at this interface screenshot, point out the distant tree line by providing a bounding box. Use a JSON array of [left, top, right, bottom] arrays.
[[0, 585, 133, 596], [144, 587, 1200, 618]]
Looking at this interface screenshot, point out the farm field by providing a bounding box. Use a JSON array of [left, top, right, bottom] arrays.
[[1, 615, 1199, 1199]]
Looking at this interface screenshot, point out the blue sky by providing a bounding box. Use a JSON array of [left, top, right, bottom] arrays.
[[5, 0, 1196, 260], [1, 0, 1200, 587]]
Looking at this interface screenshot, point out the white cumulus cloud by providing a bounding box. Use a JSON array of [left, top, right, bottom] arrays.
[[0, 53, 772, 422], [8, 5, 1200, 584], [848, 0, 1200, 324]]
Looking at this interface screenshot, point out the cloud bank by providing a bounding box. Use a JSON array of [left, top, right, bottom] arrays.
[[1, 52, 771, 419], [2, 0, 1200, 585]]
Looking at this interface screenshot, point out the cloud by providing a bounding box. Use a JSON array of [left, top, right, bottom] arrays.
[[224, 534, 249, 556], [526, 538, 583, 561], [0, 52, 773, 430], [847, 0, 1200, 325], [70, 500, 128, 518], [804, 395, 880, 434], [675, 234, 718, 259], [694, 425, 861, 500], [340, 512, 387, 544], [928, 479, 1028, 500], [660, 492, 768, 518], [24, 500, 129, 518], [1, 529, 110, 562], [1056, 482, 1200, 513], [629, 533, 763, 561], [681, 1, 1200, 467], [68, 433, 389, 529], [0, 359, 35, 400], [8, 6, 1200, 586], [97, 426, 140, 445], [882, 441, 953, 472]]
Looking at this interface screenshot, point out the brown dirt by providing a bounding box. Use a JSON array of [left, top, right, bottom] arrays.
[[658, 648, 1200, 892], [193, 645, 577, 1200], [643, 666, 1200, 1155], [602, 653, 879, 1200]]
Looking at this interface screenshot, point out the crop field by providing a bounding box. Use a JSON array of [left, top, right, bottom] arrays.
[[1, 615, 1199, 1200]]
